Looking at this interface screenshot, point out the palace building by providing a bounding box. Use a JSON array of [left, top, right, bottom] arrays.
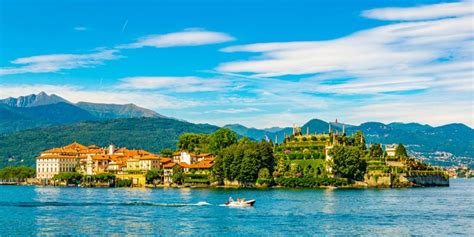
[[36, 142, 160, 180]]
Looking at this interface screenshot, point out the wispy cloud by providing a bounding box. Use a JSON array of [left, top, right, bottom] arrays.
[[119, 29, 235, 49], [116, 76, 230, 92], [1, 28, 235, 75], [217, 2, 474, 96], [362, 0, 473, 21], [209, 107, 262, 114], [0, 49, 122, 75], [73, 26, 88, 31]]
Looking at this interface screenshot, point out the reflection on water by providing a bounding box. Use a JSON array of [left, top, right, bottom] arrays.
[[322, 188, 335, 214], [0, 179, 473, 236], [179, 188, 192, 201]]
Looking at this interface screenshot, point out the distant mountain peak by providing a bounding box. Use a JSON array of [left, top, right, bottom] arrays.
[[0, 92, 70, 108], [75, 101, 165, 119]]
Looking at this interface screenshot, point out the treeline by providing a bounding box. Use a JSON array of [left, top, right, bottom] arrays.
[[213, 138, 274, 184], [177, 128, 238, 154], [0, 166, 35, 181], [177, 128, 276, 185]]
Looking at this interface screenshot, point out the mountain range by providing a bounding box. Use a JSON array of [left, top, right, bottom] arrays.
[[0, 92, 164, 134], [226, 119, 474, 167], [0, 92, 472, 168]]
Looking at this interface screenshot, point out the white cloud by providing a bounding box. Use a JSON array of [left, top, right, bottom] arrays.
[[209, 1, 474, 127], [119, 29, 235, 49], [73, 26, 88, 31], [0, 84, 200, 110], [209, 108, 262, 114], [362, 0, 473, 21], [116, 76, 229, 92], [217, 4, 474, 96], [0, 49, 122, 75], [219, 15, 473, 78]]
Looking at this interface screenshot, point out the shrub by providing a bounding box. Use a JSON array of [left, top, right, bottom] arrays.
[[274, 177, 349, 187], [52, 172, 83, 185], [0, 166, 35, 181], [258, 168, 271, 179], [256, 178, 274, 186], [116, 179, 132, 187]]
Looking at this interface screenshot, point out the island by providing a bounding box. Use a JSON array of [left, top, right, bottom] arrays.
[[0, 122, 449, 188]]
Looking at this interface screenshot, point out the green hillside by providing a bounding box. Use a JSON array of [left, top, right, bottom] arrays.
[[0, 117, 219, 168]]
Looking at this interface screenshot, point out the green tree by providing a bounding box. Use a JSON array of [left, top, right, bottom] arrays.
[[369, 144, 383, 159], [52, 172, 83, 185], [353, 130, 366, 149], [171, 166, 185, 184], [238, 148, 260, 183], [208, 128, 238, 154], [160, 148, 174, 158], [92, 173, 115, 183], [395, 144, 408, 159], [258, 168, 270, 179], [177, 133, 210, 153], [329, 145, 367, 180], [213, 139, 275, 185], [0, 166, 35, 181], [145, 169, 163, 184]]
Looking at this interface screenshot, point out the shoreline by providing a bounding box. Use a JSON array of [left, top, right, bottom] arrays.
[[0, 182, 452, 189]]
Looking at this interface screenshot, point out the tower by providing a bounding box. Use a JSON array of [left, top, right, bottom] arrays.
[[108, 144, 115, 155], [86, 154, 93, 175]]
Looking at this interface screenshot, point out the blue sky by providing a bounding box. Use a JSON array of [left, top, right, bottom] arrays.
[[0, 0, 473, 128]]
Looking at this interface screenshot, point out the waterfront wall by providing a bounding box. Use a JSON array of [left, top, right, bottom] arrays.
[[365, 173, 449, 187], [364, 174, 391, 187], [406, 174, 449, 187]]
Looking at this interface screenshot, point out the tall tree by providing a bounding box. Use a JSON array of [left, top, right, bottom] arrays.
[[353, 130, 366, 149], [329, 145, 367, 180], [208, 128, 238, 154], [369, 144, 383, 158], [177, 133, 210, 153], [395, 144, 408, 158], [160, 148, 173, 158]]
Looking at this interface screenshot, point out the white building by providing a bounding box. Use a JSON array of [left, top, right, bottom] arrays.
[[385, 144, 398, 157]]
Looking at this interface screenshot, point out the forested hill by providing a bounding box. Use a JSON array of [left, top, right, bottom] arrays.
[[0, 117, 219, 168]]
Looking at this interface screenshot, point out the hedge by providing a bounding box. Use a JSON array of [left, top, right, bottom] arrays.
[[274, 177, 350, 187]]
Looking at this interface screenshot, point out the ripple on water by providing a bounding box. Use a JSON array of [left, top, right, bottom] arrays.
[[0, 179, 473, 235]]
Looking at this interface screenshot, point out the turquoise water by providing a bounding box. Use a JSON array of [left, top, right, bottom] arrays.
[[1, 179, 473, 236]]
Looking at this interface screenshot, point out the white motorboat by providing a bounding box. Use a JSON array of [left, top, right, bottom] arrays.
[[225, 197, 255, 207]]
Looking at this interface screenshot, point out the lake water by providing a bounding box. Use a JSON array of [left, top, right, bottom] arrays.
[[1, 179, 473, 236]]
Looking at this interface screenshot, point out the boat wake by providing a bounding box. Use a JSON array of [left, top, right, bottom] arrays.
[[0, 201, 212, 208]]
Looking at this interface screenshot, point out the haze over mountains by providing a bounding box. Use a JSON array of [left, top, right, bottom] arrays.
[[0, 92, 472, 168]]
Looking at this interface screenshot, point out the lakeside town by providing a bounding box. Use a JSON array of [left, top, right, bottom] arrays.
[[0, 122, 453, 188]]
